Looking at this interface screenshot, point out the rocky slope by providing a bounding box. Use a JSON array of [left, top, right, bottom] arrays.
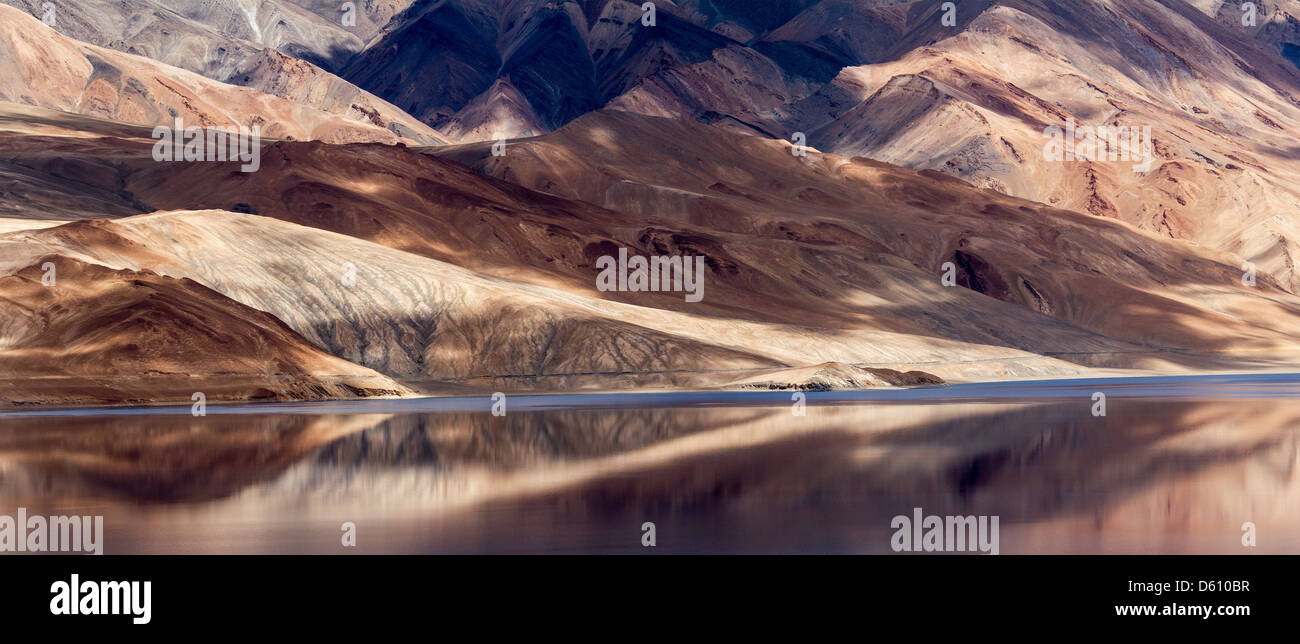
[[435, 110, 1300, 368], [338, 0, 938, 138], [0, 4, 443, 144], [3, 212, 779, 386], [770, 0, 1300, 292], [8, 109, 1300, 400], [0, 255, 407, 406], [339, 0, 1300, 295], [0, 0, 404, 77], [4, 1, 1300, 405]]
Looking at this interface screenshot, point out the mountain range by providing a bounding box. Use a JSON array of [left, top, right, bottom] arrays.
[[3, 0, 1300, 406]]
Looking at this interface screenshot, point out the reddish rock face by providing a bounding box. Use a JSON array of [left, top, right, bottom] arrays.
[[0, 255, 407, 406]]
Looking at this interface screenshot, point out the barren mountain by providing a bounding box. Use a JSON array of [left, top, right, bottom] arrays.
[[104, 137, 1138, 378], [338, 0, 919, 138], [5, 1, 1300, 405], [1202, 0, 1300, 65], [0, 114, 1079, 397], [4, 211, 781, 387], [9, 107, 1300, 395], [339, 0, 1300, 294], [0, 4, 443, 144], [436, 110, 1300, 367], [0, 0, 407, 78], [226, 48, 446, 143], [0, 254, 407, 406], [772, 0, 1300, 291]]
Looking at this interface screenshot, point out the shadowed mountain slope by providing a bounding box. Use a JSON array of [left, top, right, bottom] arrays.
[[339, 0, 968, 138], [434, 110, 1300, 366], [771, 0, 1300, 291]]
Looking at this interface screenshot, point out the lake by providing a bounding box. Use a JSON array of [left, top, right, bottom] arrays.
[[1, 373, 1296, 553]]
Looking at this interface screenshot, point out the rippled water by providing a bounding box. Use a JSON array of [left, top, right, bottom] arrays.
[[1, 374, 1297, 553]]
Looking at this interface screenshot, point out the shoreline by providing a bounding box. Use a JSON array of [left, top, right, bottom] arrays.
[[6, 369, 1300, 415]]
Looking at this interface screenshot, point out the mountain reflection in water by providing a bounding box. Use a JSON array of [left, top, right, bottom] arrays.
[[0, 375, 1296, 554]]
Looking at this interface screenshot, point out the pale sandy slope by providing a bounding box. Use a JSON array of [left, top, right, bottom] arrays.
[[0, 0, 413, 78], [0, 4, 443, 144], [1, 211, 1078, 390]]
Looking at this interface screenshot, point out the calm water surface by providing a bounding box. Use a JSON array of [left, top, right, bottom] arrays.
[[1, 374, 1296, 553]]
